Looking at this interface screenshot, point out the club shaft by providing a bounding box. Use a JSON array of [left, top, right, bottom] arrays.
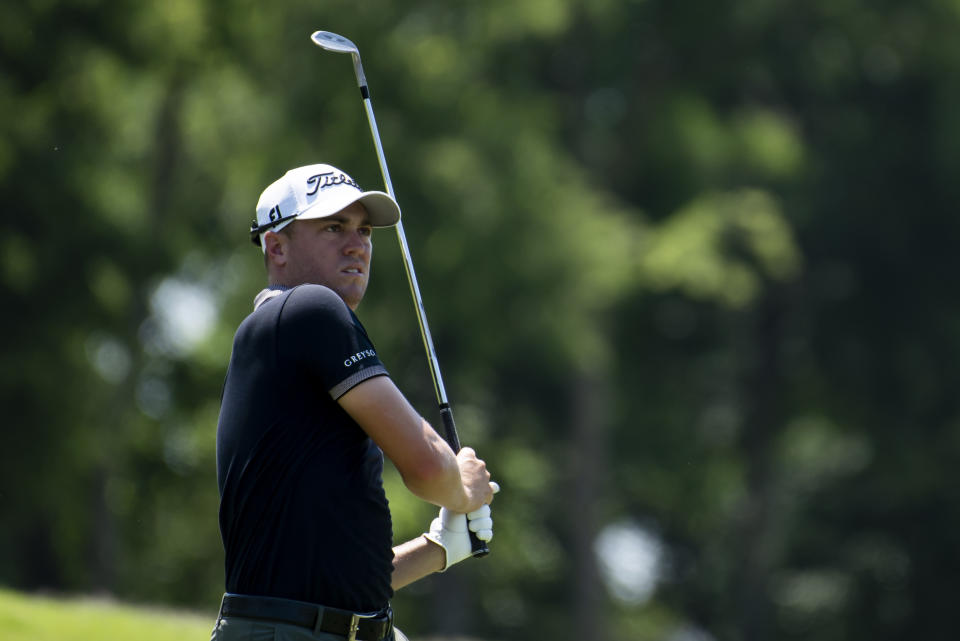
[[360, 97, 450, 408], [345, 42, 488, 557]]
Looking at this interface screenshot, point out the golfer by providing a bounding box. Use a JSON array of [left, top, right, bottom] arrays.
[[212, 163, 498, 641]]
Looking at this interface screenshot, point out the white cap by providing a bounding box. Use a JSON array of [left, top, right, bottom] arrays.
[[250, 163, 401, 249]]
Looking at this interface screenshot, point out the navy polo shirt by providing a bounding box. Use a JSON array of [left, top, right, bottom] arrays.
[[216, 284, 394, 612]]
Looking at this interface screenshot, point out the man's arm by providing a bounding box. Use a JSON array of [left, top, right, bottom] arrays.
[[338, 375, 493, 514], [391, 536, 445, 590], [392, 502, 497, 590]]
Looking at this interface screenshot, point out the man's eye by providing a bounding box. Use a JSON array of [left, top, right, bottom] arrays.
[[359, 227, 373, 236], [324, 223, 342, 232]]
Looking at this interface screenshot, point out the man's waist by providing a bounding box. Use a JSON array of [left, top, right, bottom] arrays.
[[219, 593, 393, 641]]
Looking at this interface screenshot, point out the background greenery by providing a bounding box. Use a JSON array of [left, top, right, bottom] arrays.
[[3, 1, 960, 640], [0, 589, 211, 641]]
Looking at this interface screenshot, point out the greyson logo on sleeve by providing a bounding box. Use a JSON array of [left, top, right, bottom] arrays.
[[344, 349, 377, 367]]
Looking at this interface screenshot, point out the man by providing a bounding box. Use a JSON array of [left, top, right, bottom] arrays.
[[212, 164, 498, 641]]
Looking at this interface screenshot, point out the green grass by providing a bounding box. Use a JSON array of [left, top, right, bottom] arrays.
[[0, 588, 214, 641]]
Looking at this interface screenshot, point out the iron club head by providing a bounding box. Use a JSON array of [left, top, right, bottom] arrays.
[[311, 30, 367, 91], [310, 31, 359, 55]]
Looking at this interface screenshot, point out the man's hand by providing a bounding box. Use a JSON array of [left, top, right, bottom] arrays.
[[424, 483, 499, 571], [455, 447, 495, 514]]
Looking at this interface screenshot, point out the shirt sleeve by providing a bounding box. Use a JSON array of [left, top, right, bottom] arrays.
[[277, 284, 389, 399]]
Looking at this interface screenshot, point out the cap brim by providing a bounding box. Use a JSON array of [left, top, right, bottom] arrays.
[[297, 190, 401, 227]]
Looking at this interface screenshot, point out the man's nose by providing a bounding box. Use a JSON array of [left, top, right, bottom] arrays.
[[343, 231, 370, 254]]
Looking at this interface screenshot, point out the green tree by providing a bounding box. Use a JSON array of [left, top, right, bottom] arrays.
[[4, 1, 960, 641]]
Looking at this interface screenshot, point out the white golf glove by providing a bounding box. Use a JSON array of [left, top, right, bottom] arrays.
[[424, 500, 496, 571]]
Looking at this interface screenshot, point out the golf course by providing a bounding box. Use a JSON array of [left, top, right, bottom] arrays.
[[0, 589, 212, 641]]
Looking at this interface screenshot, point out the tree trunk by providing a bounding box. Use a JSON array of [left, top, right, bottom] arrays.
[[734, 294, 786, 641], [571, 367, 609, 641]]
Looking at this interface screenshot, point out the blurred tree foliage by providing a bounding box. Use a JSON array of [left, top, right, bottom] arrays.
[[3, 1, 960, 640]]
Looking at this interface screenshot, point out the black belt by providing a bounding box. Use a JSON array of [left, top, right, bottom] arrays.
[[219, 594, 393, 641]]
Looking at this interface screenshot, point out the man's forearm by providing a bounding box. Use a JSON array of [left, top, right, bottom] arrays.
[[339, 377, 492, 513], [391, 536, 445, 590], [399, 433, 473, 512]]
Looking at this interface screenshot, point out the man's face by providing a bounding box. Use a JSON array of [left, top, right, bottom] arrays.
[[282, 202, 373, 309]]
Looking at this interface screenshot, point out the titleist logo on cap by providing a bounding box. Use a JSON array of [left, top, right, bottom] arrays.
[[306, 171, 361, 195], [251, 163, 401, 249], [263, 171, 364, 224]]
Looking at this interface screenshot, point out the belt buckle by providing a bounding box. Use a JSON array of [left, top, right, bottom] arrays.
[[347, 613, 359, 641]]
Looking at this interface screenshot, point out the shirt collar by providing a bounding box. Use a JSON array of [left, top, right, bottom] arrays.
[[253, 285, 292, 310]]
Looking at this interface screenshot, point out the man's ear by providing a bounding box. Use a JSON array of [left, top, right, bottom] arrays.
[[263, 230, 288, 268]]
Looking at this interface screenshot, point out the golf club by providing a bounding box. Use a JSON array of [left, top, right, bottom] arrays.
[[311, 29, 489, 558]]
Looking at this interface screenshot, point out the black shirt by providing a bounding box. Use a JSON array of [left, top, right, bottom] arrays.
[[216, 284, 394, 612]]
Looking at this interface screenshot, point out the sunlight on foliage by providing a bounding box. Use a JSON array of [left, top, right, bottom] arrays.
[[776, 415, 873, 491], [735, 109, 805, 178], [421, 138, 500, 230], [1, 234, 37, 291], [68, 48, 161, 157], [774, 569, 852, 617], [668, 95, 730, 175], [490, 132, 645, 370], [87, 259, 133, 317], [182, 65, 281, 170], [481, 0, 573, 39], [654, 96, 807, 181], [499, 445, 555, 495], [74, 164, 149, 234], [641, 189, 802, 307], [398, 35, 465, 84], [130, 0, 209, 61]]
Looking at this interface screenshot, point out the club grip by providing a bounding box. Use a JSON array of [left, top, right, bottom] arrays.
[[438, 405, 461, 452], [439, 405, 490, 558]]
